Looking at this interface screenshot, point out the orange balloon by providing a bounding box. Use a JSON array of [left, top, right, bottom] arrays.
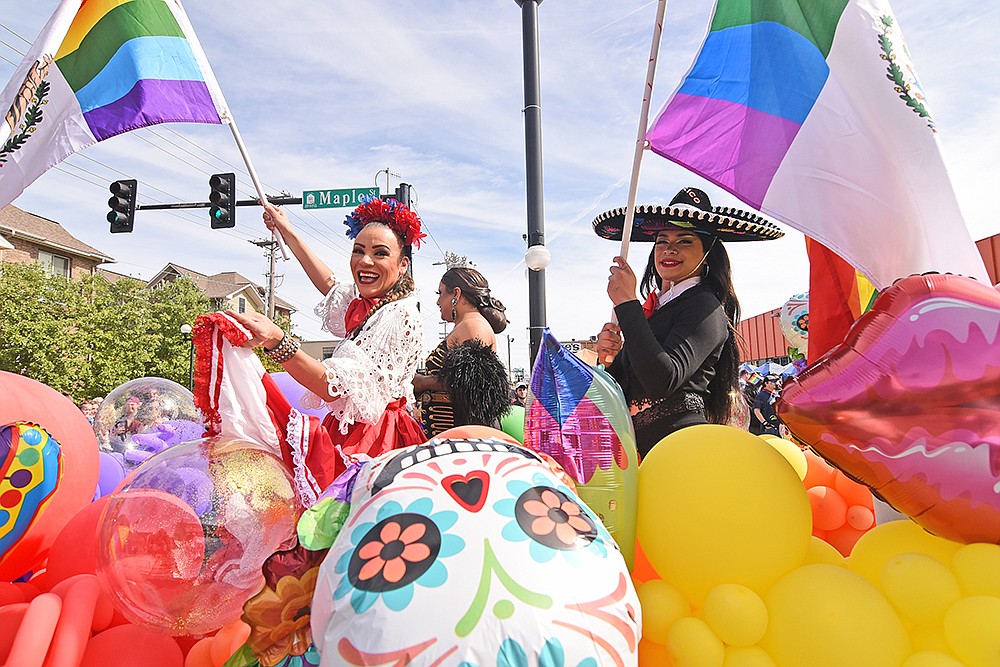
[[832, 470, 875, 509], [183, 638, 215, 667], [210, 620, 251, 666], [802, 449, 837, 489], [824, 523, 867, 557], [80, 624, 184, 667], [639, 638, 674, 667], [0, 373, 100, 581], [44, 496, 111, 586], [632, 541, 662, 584], [808, 486, 848, 531], [846, 505, 875, 531]]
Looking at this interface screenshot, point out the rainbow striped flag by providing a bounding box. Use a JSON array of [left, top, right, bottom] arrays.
[[0, 0, 230, 209], [646, 0, 988, 290]]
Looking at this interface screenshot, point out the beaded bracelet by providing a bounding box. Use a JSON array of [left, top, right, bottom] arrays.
[[264, 332, 300, 364]]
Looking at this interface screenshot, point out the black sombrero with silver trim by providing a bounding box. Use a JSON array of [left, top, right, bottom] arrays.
[[593, 187, 784, 242]]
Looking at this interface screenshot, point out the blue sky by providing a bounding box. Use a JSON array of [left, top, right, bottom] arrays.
[[1, 0, 997, 375]]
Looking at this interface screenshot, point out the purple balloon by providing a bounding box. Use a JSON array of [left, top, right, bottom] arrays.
[[95, 451, 126, 498], [270, 371, 330, 419]]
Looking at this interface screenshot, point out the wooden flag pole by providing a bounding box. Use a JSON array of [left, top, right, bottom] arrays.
[[618, 0, 668, 263]]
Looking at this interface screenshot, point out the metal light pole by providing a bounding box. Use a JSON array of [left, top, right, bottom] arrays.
[[179, 324, 194, 391], [503, 334, 514, 380], [515, 0, 548, 366]]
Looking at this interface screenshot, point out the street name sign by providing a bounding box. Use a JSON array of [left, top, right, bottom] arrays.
[[302, 187, 379, 209]]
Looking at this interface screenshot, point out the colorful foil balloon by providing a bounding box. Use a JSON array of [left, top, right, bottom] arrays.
[[310, 434, 640, 665], [524, 330, 639, 568], [779, 293, 810, 356], [777, 273, 1000, 545], [0, 371, 99, 581]]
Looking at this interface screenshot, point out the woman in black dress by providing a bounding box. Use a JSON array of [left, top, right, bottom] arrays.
[[592, 187, 783, 457]]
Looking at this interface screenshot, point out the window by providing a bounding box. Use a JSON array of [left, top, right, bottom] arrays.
[[238, 297, 247, 313], [321, 346, 335, 359], [38, 251, 70, 278]]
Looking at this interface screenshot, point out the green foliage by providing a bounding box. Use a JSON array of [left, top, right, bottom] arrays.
[[0, 264, 210, 402]]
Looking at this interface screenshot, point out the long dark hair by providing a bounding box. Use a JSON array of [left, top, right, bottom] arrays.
[[639, 234, 741, 424], [441, 267, 508, 334]]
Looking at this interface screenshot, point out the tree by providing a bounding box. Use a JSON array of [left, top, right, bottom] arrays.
[[0, 264, 210, 401]]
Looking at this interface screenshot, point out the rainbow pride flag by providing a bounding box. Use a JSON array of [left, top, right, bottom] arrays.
[[646, 0, 988, 290], [0, 0, 230, 209]]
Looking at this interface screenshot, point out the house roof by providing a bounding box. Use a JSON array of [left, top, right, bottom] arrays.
[[0, 205, 115, 263], [149, 263, 296, 312]]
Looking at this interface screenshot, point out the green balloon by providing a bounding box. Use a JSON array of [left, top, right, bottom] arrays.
[[500, 405, 525, 444]]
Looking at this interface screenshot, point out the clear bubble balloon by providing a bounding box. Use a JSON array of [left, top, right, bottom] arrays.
[[96, 437, 300, 635], [93, 377, 203, 472]]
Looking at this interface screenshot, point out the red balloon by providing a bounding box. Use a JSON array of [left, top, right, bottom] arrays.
[[778, 274, 1000, 544], [80, 624, 184, 667], [0, 372, 100, 581], [44, 496, 111, 586]]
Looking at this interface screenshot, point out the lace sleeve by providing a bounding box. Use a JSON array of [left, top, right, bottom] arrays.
[[314, 282, 356, 338], [302, 295, 424, 433]]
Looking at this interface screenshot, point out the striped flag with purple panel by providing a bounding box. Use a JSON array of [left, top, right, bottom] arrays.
[[0, 0, 230, 209], [646, 0, 988, 289]]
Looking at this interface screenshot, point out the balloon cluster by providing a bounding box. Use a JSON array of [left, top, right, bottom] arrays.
[[634, 425, 1000, 667]]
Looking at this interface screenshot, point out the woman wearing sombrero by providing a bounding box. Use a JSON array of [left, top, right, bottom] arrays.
[[593, 187, 783, 457]]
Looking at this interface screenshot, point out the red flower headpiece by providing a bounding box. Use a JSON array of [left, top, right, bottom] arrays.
[[344, 197, 426, 249]]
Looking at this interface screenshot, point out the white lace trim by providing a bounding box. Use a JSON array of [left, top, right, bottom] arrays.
[[285, 408, 320, 508], [301, 293, 423, 434], [314, 282, 356, 337]]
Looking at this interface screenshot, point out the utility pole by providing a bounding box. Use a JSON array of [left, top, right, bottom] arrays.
[[250, 238, 279, 319]]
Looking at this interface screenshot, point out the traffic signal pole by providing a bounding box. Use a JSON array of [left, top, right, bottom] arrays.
[[133, 195, 302, 211]]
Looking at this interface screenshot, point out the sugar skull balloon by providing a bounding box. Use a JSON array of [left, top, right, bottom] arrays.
[[310, 434, 640, 665], [777, 274, 1000, 545], [779, 292, 809, 356]]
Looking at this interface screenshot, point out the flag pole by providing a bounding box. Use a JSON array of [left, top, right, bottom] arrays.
[[618, 0, 668, 263], [225, 120, 290, 261]]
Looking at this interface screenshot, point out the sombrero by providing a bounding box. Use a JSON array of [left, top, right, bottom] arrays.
[[593, 187, 784, 242]]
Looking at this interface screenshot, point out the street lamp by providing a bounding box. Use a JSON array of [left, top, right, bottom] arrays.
[[503, 334, 514, 380], [179, 323, 194, 391]]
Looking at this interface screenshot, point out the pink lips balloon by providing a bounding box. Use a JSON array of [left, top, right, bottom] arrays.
[[776, 273, 1000, 545]]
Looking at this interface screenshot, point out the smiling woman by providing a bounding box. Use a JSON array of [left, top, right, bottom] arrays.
[[593, 187, 783, 457], [227, 197, 429, 482]]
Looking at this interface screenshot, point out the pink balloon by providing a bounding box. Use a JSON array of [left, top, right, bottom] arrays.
[[778, 274, 1000, 544], [5, 592, 61, 667]]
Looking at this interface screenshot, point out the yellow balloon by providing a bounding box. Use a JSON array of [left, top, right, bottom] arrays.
[[941, 596, 1000, 667], [703, 583, 768, 647], [638, 425, 811, 604], [848, 520, 961, 586], [639, 638, 673, 667], [723, 646, 778, 667], [951, 543, 1000, 598], [638, 579, 692, 645], [668, 617, 725, 667], [762, 564, 909, 667], [902, 652, 967, 667], [804, 535, 847, 567], [762, 437, 808, 481], [880, 553, 961, 626], [909, 626, 951, 654]]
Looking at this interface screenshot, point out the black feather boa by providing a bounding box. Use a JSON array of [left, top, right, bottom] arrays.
[[438, 339, 512, 428]]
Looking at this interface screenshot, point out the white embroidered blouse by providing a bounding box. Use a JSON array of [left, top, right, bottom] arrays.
[[301, 282, 423, 434]]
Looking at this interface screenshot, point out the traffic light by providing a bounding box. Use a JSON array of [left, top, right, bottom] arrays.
[[107, 179, 137, 233], [209, 172, 236, 228]]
